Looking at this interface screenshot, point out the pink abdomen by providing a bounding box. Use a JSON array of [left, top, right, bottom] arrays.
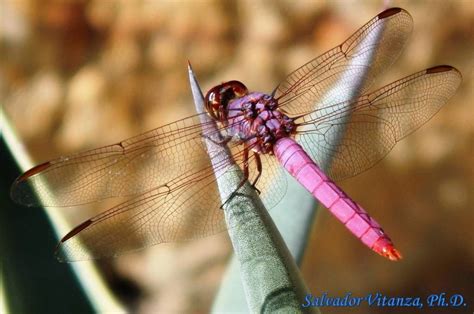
[[274, 137, 401, 261]]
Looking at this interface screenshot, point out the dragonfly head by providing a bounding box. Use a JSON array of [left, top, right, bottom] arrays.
[[205, 80, 248, 121]]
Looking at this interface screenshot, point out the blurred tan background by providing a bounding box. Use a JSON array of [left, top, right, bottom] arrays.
[[1, 0, 473, 313]]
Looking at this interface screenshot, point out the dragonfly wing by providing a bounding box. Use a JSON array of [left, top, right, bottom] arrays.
[[11, 114, 233, 207], [274, 8, 413, 116], [295, 66, 462, 180], [55, 143, 253, 261]]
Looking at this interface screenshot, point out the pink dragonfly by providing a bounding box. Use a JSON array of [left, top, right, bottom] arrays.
[[11, 8, 461, 262]]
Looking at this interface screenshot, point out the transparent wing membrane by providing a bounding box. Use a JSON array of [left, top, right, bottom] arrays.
[[294, 66, 462, 180], [275, 8, 413, 116], [10, 8, 461, 260]]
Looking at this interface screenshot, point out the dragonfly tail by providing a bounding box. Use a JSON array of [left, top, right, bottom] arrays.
[[274, 137, 402, 261], [372, 238, 403, 261]]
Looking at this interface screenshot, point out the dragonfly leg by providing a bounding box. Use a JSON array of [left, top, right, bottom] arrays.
[[250, 152, 262, 195], [220, 144, 252, 209]]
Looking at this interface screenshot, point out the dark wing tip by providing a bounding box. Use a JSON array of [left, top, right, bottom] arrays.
[[11, 161, 52, 206], [55, 219, 93, 262], [60, 219, 93, 243], [378, 7, 403, 19], [15, 161, 52, 183], [426, 65, 457, 74]]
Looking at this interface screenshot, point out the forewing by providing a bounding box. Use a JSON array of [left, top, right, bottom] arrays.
[[274, 8, 413, 116], [295, 66, 462, 180], [11, 114, 227, 207]]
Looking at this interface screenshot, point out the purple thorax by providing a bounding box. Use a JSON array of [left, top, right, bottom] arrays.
[[225, 92, 296, 154]]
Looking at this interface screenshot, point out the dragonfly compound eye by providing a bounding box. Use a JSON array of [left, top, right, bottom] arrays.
[[205, 80, 248, 121]]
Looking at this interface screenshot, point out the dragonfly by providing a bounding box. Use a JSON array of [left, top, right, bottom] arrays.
[[11, 8, 461, 262]]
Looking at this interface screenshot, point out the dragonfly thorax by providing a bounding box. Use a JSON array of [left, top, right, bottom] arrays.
[[226, 92, 296, 154]]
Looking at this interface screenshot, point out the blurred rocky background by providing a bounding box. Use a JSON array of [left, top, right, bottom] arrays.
[[1, 0, 473, 313]]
